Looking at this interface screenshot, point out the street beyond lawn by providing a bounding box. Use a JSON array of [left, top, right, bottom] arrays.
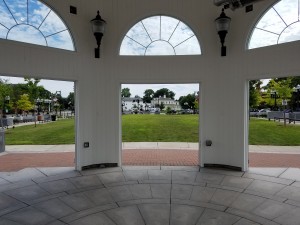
[[4, 115, 300, 146]]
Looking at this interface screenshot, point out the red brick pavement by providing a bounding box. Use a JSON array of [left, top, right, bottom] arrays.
[[0, 150, 299, 172]]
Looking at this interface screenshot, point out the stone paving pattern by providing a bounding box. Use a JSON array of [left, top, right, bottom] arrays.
[[0, 166, 300, 225], [1, 150, 300, 172]]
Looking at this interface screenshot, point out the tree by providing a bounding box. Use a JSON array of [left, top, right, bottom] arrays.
[[179, 93, 196, 109], [154, 88, 175, 99], [143, 89, 154, 103], [159, 102, 165, 110], [249, 80, 261, 108], [121, 88, 131, 97], [24, 77, 41, 102], [17, 94, 33, 114]]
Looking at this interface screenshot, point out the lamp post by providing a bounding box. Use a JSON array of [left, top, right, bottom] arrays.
[[294, 84, 300, 111], [36, 98, 42, 115], [215, 8, 231, 56], [270, 90, 278, 110], [91, 11, 106, 58]]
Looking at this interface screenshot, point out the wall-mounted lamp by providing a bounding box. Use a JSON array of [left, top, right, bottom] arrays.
[[215, 8, 231, 56], [91, 11, 106, 58]]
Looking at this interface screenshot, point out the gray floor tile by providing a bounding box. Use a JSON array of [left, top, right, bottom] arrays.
[[196, 208, 240, 225], [274, 207, 300, 225], [210, 189, 240, 207], [0, 218, 23, 225], [276, 185, 300, 201], [47, 221, 68, 225], [60, 193, 96, 211], [244, 173, 293, 185], [248, 167, 288, 177], [98, 172, 125, 184], [3, 206, 56, 225], [138, 204, 170, 225], [80, 167, 122, 175], [234, 218, 260, 225], [0, 193, 26, 216], [37, 167, 75, 176], [230, 193, 266, 212], [172, 171, 198, 183], [122, 166, 160, 171], [221, 175, 253, 189], [150, 184, 171, 198], [252, 199, 295, 220], [105, 205, 145, 225], [69, 175, 103, 188], [108, 185, 133, 202], [171, 184, 193, 200], [0, 168, 46, 183], [161, 166, 199, 171], [196, 172, 225, 184], [0, 177, 9, 185], [39, 179, 77, 194], [190, 186, 216, 202], [84, 188, 114, 205], [170, 204, 204, 225], [129, 184, 152, 199], [246, 180, 286, 195], [200, 168, 244, 177], [4, 185, 50, 202], [124, 170, 148, 181], [148, 170, 171, 180], [292, 181, 300, 188], [279, 168, 300, 181], [33, 198, 76, 218], [69, 211, 116, 225]]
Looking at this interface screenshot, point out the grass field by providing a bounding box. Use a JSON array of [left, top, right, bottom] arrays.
[[4, 115, 300, 145]]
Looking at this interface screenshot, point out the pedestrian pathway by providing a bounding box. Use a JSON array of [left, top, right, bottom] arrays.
[[1, 143, 300, 172]]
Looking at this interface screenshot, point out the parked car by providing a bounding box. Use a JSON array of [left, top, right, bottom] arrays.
[[257, 108, 271, 117]]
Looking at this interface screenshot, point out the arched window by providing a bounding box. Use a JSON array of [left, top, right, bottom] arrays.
[[120, 15, 201, 56], [0, 0, 75, 51], [248, 0, 300, 49]]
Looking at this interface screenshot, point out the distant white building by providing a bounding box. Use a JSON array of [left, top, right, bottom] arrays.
[[121, 96, 147, 112], [151, 96, 181, 110]]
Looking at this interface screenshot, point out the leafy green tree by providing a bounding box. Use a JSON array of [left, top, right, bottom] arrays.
[[24, 78, 41, 102], [154, 88, 175, 99], [121, 88, 131, 97], [179, 94, 196, 109], [17, 94, 33, 114], [249, 80, 261, 108], [159, 102, 165, 110], [143, 89, 154, 103]]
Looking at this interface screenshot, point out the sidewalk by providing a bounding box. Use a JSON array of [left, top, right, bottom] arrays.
[[3, 142, 300, 154], [1, 143, 300, 171]]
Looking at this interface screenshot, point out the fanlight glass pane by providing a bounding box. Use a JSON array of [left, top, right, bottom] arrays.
[[142, 16, 160, 41], [0, 1, 17, 28], [120, 36, 146, 55], [248, 28, 279, 49], [4, 0, 27, 24], [39, 11, 67, 36], [7, 24, 46, 46], [0, 25, 8, 38], [145, 41, 175, 55], [120, 15, 201, 56], [256, 8, 286, 34], [174, 36, 201, 55], [28, 0, 51, 28], [278, 22, 300, 44], [248, 0, 300, 49], [47, 30, 74, 50], [0, 0, 74, 51]]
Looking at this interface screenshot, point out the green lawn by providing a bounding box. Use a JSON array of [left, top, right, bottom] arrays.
[[122, 114, 199, 142], [249, 118, 300, 146], [4, 115, 300, 146], [5, 119, 75, 145]]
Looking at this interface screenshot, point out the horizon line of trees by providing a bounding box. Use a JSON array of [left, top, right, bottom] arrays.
[[250, 76, 300, 110], [121, 87, 199, 110], [0, 78, 74, 115]]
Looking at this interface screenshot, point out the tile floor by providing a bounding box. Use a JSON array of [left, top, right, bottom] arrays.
[[0, 166, 300, 225]]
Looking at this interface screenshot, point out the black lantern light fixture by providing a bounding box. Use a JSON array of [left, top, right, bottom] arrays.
[[215, 8, 231, 56], [91, 11, 106, 58]]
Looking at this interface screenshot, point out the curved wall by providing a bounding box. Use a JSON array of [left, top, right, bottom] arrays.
[[0, 0, 299, 170]]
